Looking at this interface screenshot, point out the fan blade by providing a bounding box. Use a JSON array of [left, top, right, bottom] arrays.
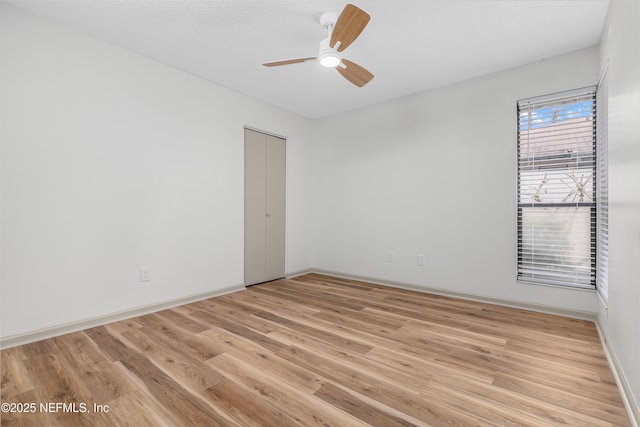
[[337, 59, 373, 87], [330, 4, 370, 52], [263, 57, 316, 67]]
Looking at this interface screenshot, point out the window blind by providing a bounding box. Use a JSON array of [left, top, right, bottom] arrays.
[[596, 70, 609, 299], [517, 87, 597, 288]]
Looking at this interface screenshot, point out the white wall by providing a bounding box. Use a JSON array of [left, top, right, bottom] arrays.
[[311, 47, 601, 314], [598, 0, 640, 416], [0, 3, 313, 338]]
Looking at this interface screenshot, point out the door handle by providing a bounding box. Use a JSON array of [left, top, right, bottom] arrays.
[[266, 212, 271, 217]]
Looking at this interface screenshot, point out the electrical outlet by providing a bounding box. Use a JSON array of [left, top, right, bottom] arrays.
[[140, 266, 151, 282], [386, 251, 394, 262], [417, 254, 425, 266]]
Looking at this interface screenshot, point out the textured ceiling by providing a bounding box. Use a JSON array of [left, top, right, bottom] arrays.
[[5, 0, 610, 119]]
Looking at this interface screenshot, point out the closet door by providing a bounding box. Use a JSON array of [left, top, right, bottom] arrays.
[[264, 134, 286, 280], [244, 128, 285, 285]]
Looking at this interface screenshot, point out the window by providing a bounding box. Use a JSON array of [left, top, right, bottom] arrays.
[[596, 68, 608, 299], [517, 87, 597, 288]]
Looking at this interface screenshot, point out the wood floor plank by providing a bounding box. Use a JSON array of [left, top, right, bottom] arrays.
[[420, 380, 550, 427], [0, 347, 33, 398], [0, 389, 52, 427], [200, 327, 323, 394], [85, 326, 230, 427], [221, 286, 322, 318], [23, 351, 96, 427], [255, 310, 374, 354], [193, 297, 280, 335], [119, 326, 224, 392], [447, 345, 623, 405], [0, 274, 630, 426], [104, 317, 145, 335], [154, 308, 211, 334], [51, 332, 135, 404], [188, 309, 287, 354], [268, 328, 431, 393], [208, 352, 370, 427], [277, 345, 482, 426], [204, 378, 297, 427], [430, 371, 616, 427], [104, 390, 177, 427], [132, 313, 220, 361], [314, 382, 424, 427], [493, 371, 630, 425], [313, 304, 406, 331], [250, 279, 367, 312]]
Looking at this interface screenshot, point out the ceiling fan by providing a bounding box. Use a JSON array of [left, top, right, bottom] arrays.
[[263, 4, 374, 87]]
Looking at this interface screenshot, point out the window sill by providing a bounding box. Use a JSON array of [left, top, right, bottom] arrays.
[[516, 278, 596, 292]]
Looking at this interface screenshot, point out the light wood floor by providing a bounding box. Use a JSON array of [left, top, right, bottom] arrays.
[[1, 274, 630, 426]]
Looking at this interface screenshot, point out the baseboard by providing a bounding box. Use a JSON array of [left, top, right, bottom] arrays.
[[0, 284, 245, 350], [311, 269, 597, 321], [286, 268, 315, 279], [595, 318, 640, 427]]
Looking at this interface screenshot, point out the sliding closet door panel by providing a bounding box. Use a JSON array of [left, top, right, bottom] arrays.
[[265, 135, 286, 281], [244, 129, 267, 285]]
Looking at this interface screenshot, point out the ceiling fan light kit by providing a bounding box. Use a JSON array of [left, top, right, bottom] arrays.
[[263, 3, 373, 87], [318, 38, 341, 68]]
